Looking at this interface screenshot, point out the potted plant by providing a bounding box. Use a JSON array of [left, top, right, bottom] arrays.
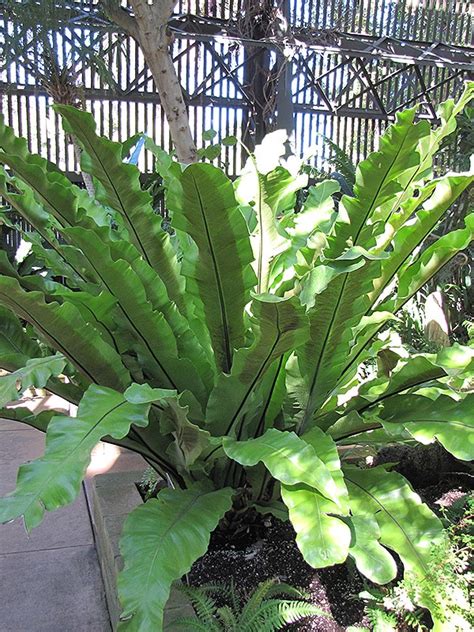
[[0, 84, 473, 631]]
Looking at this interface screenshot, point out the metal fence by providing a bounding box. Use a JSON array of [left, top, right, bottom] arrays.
[[0, 0, 472, 176]]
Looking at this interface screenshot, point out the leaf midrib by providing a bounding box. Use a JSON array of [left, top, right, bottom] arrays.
[[68, 114, 153, 268], [345, 474, 429, 574], [190, 173, 232, 373], [302, 125, 413, 427], [0, 290, 97, 384], [143, 492, 203, 600]]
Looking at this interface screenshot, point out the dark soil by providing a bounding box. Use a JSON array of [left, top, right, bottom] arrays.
[[188, 517, 369, 631], [184, 443, 473, 630]]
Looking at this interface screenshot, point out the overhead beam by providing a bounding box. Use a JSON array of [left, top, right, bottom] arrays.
[[1, 10, 472, 124], [164, 14, 474, 72]]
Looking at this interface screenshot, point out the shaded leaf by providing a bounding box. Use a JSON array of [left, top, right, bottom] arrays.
[[0, 275, 131, 391], [55, 105, 187, 313], [0, 384, 151, 530], [0, 305, 42, 371], [118, 485, 233, 631], [0, 354, 66, 408]]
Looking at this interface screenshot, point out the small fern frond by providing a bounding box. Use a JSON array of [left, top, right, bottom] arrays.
[[229, 577, 241, 612], [277, 600, 327, 623], [199, 581, 234, 601], [172, 616, 220, 632], [177, 584, 219, 626], [261, 581, 305, 600], [320, 134, 356, 185], [239, 578, 277, 624], [366, 605, 398, 631], [216, 604, 239, 631], [244, 598, 327, 631]]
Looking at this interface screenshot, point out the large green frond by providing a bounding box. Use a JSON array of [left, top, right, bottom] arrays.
[[170, 162, 256, 372], [344, 465, 444, 580], [54, 105, 187, 313], [378, 393, 474, 461], [223, 428, 346, 507], [0, 384, 151, 530], [64, 226, 207, 404], [280, 424, 351, 568], [295, 110, 429, 428], [206, 296, 309, 436], [0, 276, 131, 390], [117, 485, 233, 631]]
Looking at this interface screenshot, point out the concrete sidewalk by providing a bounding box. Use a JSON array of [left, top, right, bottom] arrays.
[[0, 416, 145, 632]]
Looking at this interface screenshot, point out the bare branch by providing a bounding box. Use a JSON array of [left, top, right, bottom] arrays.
[[129, 0, 177, 27], [100, 0, 139, 40], [151, 0, 178, 24]]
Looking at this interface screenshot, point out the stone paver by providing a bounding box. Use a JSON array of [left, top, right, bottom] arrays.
[[0, 417, 121, 632], [0, 546, 111, 632], [0, 492, 94, 554], [0, 428, 45, 471]]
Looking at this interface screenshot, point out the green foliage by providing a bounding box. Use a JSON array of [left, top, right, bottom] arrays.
[[0, 383, 154, 531], [361, 493, 474, 631], [118, 486, 233, 631], [0, 87, 473, 631], [175, 578, 326, 631], [320, 134, 357, 193], [0, 0, 120, 100], [0, 354, 66, 407], [197, 131, 239, 164], [138, 466, 161, 501]]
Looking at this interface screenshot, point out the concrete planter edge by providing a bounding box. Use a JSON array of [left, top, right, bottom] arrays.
[[84, 471, 193, 631]]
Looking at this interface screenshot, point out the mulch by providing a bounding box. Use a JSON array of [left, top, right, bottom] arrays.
[[186, 442, 472, 630]]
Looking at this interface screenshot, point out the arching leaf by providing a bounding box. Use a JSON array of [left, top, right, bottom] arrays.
[[118, 485, 233, 631], [0, 354, 66, 408], [296, 109, 428, 428], [223, 428, 346, 507], [281, 483, 351, 568], [0, 384, 151, 531], [378, 393, 474, 461], [54, 105, 187, 314], [0, 275, 131, 391], [344, 465, 444, 580], [65, 226, 207, 405], [170, 162, 256, 372]]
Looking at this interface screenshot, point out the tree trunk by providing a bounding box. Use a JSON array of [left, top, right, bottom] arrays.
[[241, 0, 273, 151], [275, 0, 294, 157], [103, 0, 197, 164], [136, 31, 197, 164]]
